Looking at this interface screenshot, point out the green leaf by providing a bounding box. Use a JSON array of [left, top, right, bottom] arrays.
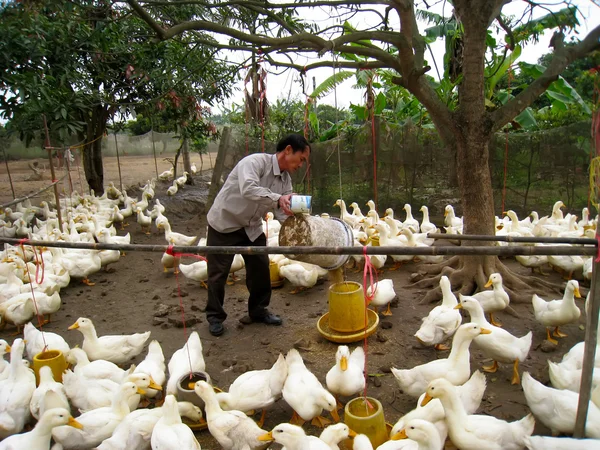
[[486, 45, 522, 100], [374, 92, 386, 115], [310, 71, 355, 100], [514, 107, 537, 129]]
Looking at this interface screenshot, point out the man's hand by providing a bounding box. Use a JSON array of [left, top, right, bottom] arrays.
[[278, 194, 293, 216]]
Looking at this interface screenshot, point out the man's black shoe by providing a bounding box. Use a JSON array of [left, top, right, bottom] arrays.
[[239, 312, 283, 326], [209, 322, 224, 336]]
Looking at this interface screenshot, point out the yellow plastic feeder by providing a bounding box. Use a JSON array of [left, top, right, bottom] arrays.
[[32, 350, 67, 385], [328, 281, 365, 332], [269, 261, 284, 288], [317, 281, 379, 344], [344, 397, 388, 448]]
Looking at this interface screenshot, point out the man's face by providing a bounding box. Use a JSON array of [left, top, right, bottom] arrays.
[[283, 145, 310, 173]]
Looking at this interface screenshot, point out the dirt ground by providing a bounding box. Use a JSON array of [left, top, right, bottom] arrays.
[[0, 155, 593, 449]]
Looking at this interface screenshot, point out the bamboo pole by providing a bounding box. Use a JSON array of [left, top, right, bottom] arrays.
[[2, 146, 16, 200], [0, 237, 595, 257], [573, 250, 599, 437], [114, 132, 123, 193], [427, 232, 594, 246], [42, 115, 63, 233], [0, 175, 67, 209], [151, 119, 159, 179]]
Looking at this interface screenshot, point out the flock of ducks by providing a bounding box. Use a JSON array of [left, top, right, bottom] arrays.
[[1, 175, 600, 449], [333, 198, 597, 282]]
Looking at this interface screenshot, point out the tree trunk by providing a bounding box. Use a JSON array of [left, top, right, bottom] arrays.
[[82, 105, 109, 195], [182, 137, 194, 185], [207, 126, 231, 211]]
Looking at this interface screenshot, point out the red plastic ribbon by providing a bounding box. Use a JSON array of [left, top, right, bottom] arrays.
[[20, 241, 47, 344], [361, 246, 378, 405]]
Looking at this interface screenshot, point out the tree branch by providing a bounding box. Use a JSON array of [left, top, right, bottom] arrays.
[[496, 14, 515, 50], [491, 24, 600, 132], [393, 0, 455, 140]]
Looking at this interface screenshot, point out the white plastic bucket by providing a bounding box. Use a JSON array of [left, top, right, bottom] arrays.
[[290, 195, 312, 214], [278, 215, 353, 270]]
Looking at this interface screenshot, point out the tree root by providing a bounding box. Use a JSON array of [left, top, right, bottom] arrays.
[[413, 256, 565, 304]]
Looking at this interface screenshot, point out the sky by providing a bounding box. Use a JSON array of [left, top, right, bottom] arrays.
[[216, 0, 600, 114]]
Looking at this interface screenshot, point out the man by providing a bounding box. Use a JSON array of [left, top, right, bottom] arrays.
[[205, 134, 311, 336]]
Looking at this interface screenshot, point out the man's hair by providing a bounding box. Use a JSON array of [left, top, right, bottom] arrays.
[[276, 134, 311, 153]]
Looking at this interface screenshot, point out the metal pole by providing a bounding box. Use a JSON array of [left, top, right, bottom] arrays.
[[2, 146, 16, 200], [42, 115, 63, 232], [114, 132, 123, 192]]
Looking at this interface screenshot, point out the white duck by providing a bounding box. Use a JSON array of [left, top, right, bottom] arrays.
[[326, 346, 365, 406], [279, 263, 319, 294], [52, 382, 143, 449], [419, 206, 439, 235], [0, 339, 36, 438], [391, 323, 490, 398], [400, 228, 443, 263], [29, 365, 70, 421], [97, 400, 202, 450], [334, 199, 362, 229], [548, 247, 585, 280], [366, 279, 396, 316], [422, 377, 535, 450], [0, 296, 35, 333], [166, 180, 179, 196], [216, 353, 288, 428], [195, 380, 268, 450], [258, 422, 330, 450], [390, 371, 486, 444], [522, 371, 600, 438], [0, 341, 11, 379], [158, 167, 174, 181], [352, 434, 374, 450], [548, 360, 600, 393], [68, 317, 151, 365], [166, 331, 205, 396], [470, 273, 510, 327], [263, 211, 281, 237], [402, 204, 420, 233], [0, 407, 82, 450], [444, 205, 463, 229], [319, 423, 357, 450], [524, 435, 600, 450], [179, 260, 208, 288], [175, 171, 189, 188], [515, 244, 549, 275], [59, 249, 102, 286], [66, 347, 132, 383], [282, 348, 339, 427], [456, 294, 532, 384], [227, 254, 245, 285], [151, 394, 201, 450], [134, 340, 166, 399], [415, 275, 462, 350], [389, 418, 443, 450], [532, 279, 582, 345], [161, 247, 181, 274], [158, 220, 198, 246], [135, 207, 152, 235]]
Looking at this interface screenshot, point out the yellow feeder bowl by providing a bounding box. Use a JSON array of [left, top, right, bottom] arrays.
[[344, 396, 388, 448], [317, 309, 379, 344], [32, 350, 67, 385], [269, 261, 284, 288]]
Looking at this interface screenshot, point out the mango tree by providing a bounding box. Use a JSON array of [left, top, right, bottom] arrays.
[[127, 0, 600, 301]]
